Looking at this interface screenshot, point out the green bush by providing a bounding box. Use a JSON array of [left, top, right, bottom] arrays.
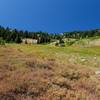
[[0, 38, 5, 45], [59, 39, 64, 44], [66, 41, 76, 46], [55, 42, 59, 46], [25, 40, 28, 44], [15, 36, 22, 43]]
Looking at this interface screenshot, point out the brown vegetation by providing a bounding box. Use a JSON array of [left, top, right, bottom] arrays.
[[0, 45, 99, 100]]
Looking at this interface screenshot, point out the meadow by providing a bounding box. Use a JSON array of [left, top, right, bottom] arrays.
[[0, 44, 100, 100]]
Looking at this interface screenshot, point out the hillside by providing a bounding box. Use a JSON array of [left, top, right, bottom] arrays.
[[73, 37, 100, 47], [0, 44, 100, 100], [0, 26, 100, 99]]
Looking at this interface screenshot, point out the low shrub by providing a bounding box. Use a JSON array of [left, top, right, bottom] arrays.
[[55, 42, 59, 46], [66, 41, 76, 46], [26, 60, 52, 70], [0, 38, 5, 45], [62, 71, 81, 80]]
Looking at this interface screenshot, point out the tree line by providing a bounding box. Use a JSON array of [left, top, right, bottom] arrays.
[[0, 25, 100, 44], [64, 29, 100, 39], [0, 26, 50, 44]]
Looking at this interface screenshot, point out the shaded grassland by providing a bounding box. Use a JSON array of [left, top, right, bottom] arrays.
[[0, 44, 100, 100]]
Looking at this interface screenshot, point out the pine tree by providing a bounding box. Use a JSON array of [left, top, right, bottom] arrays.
[[15, 35, 22, 43]]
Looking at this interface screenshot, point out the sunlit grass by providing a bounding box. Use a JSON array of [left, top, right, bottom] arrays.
[[8, 43, 100, 55], [7, 43, 100, 69]]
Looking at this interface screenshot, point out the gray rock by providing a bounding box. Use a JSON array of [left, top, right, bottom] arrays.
[[95, 71, 100, 75]]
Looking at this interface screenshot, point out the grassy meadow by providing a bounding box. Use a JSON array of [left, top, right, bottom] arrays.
[[0, 43, 100, 100]]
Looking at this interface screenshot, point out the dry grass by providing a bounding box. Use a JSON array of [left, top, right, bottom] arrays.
[[0, 44, 100, 100]]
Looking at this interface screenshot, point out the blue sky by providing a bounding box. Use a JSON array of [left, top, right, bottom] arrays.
[[0, 0, 100, 33]]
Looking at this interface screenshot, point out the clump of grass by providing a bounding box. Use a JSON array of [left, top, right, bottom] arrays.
[[13, 83, 28, 95], [62, 71, 90, 81], [0, 92, 16, 100], [52, 81, 72, 90], [62, 72, 81, 80], [26, 59, 53, 70]]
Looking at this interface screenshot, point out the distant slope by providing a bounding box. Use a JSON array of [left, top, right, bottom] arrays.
[[72, 36, 100, 47]]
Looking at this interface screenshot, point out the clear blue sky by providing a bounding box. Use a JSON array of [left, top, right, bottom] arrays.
[[0, 0, 100, 33]]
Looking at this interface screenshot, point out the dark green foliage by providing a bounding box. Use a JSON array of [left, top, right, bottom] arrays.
[[55, 42, 59, 46], [59, 38, 64, 44], [15, 36, 22, 43], [0, 25, 100, 44], [64, 29, 100, 39], [58, 37, 65, 47], [0, 26, 51, 44], [25, 40, 27, 44], [0, 38, 5, 45], [36, 31, 51, 44]]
